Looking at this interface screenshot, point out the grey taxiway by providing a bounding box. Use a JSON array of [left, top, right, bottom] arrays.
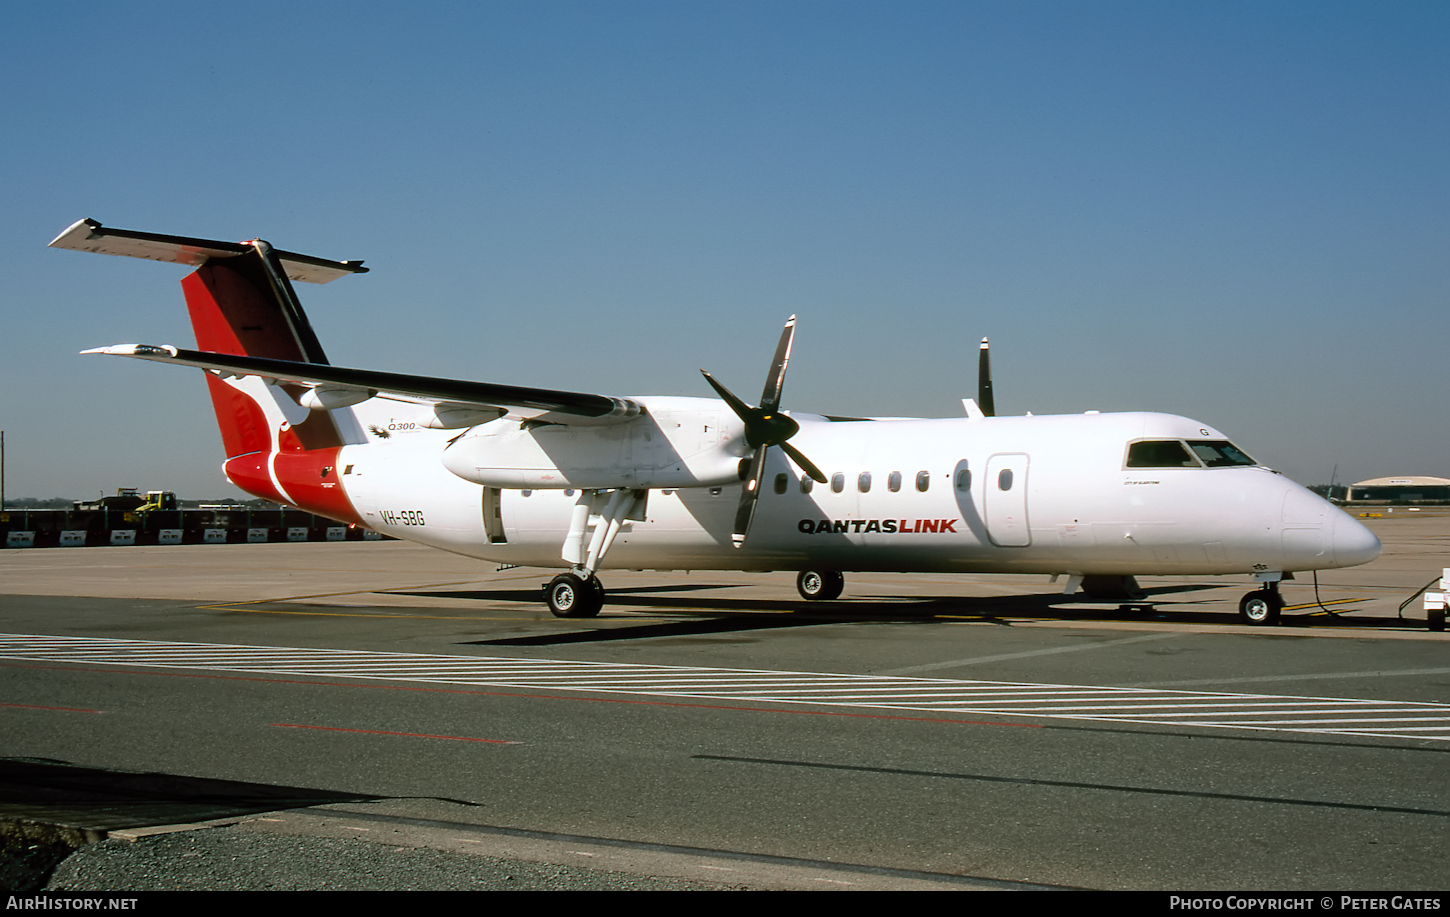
[[1, 509, 1447, 890]]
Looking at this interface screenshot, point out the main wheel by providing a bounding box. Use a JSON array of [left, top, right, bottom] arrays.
[[1238, 590, 1282, 626], [1429, 610, 1445, 632], [797, 569, 844, 601], [545, 572, 603, 618]]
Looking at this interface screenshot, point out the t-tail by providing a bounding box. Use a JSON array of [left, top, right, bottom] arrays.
[[50, 218, 370, 523]]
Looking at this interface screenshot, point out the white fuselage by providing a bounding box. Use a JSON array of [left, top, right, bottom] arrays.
[[333, 401, 1380, 578]]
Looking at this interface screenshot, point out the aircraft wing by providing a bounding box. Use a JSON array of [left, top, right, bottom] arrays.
[[84, 344, 643, 425]]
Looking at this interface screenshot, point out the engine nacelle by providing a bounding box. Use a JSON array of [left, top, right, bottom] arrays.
[[440, 397, 747, 489]]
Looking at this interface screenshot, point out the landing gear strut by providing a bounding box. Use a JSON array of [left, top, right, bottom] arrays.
[[797, 569, 844, 601], [1238, 582, 1284, 626], [543, 488, 646, 618], [545, 570, 604, 618]]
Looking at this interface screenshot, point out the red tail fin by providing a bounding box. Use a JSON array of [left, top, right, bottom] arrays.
[[179, 246, 364, 521], [48, 219, 369, 522], [181, 246, 347, 458]]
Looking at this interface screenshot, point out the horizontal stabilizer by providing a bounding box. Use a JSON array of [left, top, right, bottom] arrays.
[[49, 218, 367, 284], [83, 344, 643, 425]]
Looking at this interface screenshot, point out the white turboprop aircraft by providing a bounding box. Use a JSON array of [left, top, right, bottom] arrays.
[[51, 218, 1382, 624]]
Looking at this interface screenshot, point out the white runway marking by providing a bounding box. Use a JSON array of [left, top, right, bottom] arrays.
[[3, 633, 1447, 742], [882, 631, 1184, 674]]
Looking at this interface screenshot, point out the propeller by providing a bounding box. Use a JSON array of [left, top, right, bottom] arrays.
[[977, 337, 996, 417], [700, 315, 827, 548]]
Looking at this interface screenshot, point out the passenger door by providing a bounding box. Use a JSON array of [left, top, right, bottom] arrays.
[[984, 453, 1031, 547]]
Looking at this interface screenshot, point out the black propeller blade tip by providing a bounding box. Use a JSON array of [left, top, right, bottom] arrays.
[[977, 336, 996, 418]]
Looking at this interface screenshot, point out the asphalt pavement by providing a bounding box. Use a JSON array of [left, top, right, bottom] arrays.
[[1, 510, 1446, 891]]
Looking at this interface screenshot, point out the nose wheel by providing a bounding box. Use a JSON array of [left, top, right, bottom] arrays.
[[1238, 584, 1283, 625], [545, 571, 604, 618]]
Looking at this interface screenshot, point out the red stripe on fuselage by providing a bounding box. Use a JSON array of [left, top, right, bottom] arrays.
[[222, 452, 286, 506], [223, 447, 362, 526], [271, 447, 362, 526]]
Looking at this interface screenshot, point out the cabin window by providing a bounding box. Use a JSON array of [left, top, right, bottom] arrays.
[[1186, 440, 1256, 468], [858, 472, 872, 493], [1126, 440, 1199, 468], [916, 471, 930, 492], [774, 473, 789, 494], [831, 473, 845, 493], [888, 471, 901, 492], [997, 468, 1013, 491], [956, 469, 972, 491], [800, 476, 814, 494]]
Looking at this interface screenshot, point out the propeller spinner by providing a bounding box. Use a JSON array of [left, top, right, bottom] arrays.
[[701, 315, 826, 548]]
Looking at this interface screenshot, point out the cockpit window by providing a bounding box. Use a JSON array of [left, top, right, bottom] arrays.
[[1187, 440, 1256, 467], [1126, 440, 1199, 468]]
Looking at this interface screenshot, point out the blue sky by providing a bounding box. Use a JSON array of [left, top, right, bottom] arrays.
[[3, 1, 1446, 498]]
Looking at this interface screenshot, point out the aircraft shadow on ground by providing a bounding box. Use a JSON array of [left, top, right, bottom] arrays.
[[454, 584, 1261, 645], [394, 582, 724, 604], [378, 583, 1400, 645], [405, 581, 1218, 611], [0, 757, 381, 832]]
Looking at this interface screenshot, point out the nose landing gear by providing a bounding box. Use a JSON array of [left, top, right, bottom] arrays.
[[1239, 582, 1284, 625]]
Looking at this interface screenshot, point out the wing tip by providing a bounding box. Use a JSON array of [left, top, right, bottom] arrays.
[[80, 343, 178, 358]]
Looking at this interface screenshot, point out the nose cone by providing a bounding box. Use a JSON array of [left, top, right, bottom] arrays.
[[1331, 511, 1382, 568]]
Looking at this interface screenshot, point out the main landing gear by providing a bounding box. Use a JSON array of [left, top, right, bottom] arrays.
[[543, 488, 646, 618], [1238, 581, 1284, 626], [796, 569, 844, 601]]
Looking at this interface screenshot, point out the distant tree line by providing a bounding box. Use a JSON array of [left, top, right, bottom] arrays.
[[4, 497, 74, 509]]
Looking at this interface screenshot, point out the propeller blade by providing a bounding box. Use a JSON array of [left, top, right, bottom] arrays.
[[700, 369, 752, 420], [759, 314, 796, 413], [731, 446, 770, 547], [978, 337, 995, 418], [780, 441, 827, 484], [702, 315, 820, 548]]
